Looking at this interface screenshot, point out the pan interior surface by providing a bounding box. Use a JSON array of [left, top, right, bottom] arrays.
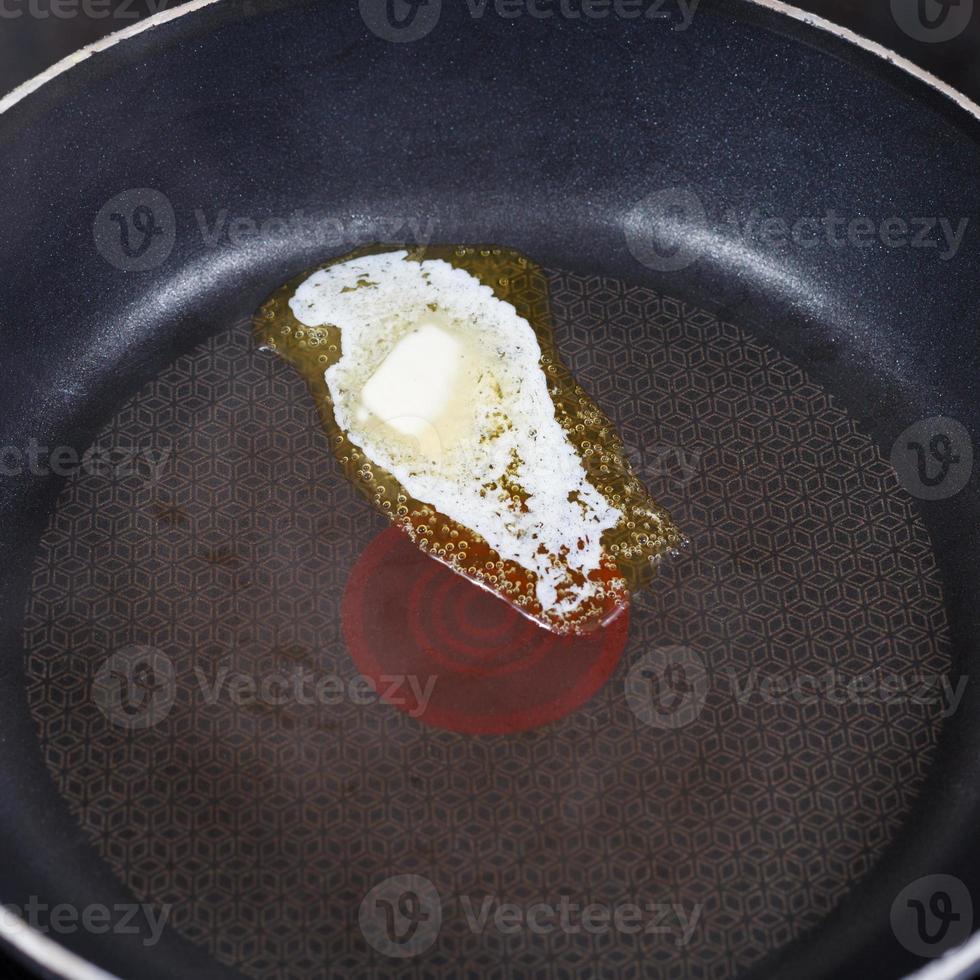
[[22, 265, 952, 979], [0, 2, 978, 980]]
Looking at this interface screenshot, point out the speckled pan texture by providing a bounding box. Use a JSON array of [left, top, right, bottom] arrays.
[[0, 2, 978, 980]]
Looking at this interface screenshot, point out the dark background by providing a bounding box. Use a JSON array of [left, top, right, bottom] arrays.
[[0, 1, 977, 979]]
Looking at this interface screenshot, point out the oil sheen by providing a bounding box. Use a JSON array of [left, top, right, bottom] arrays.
[[253, 245, 682, 634]]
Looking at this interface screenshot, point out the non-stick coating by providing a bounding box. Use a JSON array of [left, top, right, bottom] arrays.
[[0, 1, 979, 978]]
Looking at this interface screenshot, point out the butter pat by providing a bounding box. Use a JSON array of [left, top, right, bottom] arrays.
[[358, 323, 461, 461]]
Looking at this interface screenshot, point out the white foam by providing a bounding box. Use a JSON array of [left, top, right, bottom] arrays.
[[290, 250, 623, 617]]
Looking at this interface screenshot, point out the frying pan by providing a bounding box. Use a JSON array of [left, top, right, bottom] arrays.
[[1, 0, 979, 977]]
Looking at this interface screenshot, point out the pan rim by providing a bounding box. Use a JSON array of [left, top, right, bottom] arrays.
[[1, 0, 979, 121], [0, 1, 977, 979]]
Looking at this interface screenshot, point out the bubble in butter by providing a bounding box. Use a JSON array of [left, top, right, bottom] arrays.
[[254, 245, 683, 635]]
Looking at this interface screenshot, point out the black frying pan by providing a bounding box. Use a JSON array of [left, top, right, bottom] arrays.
[[1, 1, 979, 977]]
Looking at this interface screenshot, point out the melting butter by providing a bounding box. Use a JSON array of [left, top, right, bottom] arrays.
[[254, 245, 683, 635]]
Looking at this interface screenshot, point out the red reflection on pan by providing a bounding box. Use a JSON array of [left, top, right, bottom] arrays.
[[342, 527, 629, 734]]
